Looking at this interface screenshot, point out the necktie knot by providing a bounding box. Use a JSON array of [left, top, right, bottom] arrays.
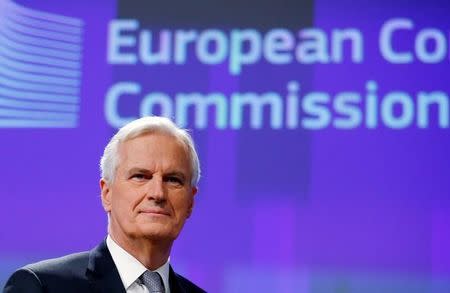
[[140, 270, 165, 293]]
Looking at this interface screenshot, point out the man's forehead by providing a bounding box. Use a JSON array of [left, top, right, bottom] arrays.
[[121, 132, 186, 150], [116, 133, 191, 169]]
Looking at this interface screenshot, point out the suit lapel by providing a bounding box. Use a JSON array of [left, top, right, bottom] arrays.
[[169, 265, 187, 293], [86, 240, 126, 293], [85, 240, 190, 293]]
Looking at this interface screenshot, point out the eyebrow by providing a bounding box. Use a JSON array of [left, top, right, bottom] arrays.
[[127, 167, 152, 175], [127, 168, 188, 180]]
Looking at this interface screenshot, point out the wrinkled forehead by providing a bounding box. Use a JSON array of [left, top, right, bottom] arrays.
[[116, 131, 191, 169]]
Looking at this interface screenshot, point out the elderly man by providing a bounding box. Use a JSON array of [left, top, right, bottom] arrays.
[[4, 117, 205, 293]]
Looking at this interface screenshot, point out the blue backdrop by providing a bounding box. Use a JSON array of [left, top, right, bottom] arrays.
[[1, 0, 450, 292]]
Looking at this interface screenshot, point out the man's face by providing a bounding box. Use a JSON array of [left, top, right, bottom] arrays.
[[100, 133, 197, 242]]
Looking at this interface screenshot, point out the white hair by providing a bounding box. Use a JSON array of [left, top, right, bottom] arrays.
[[100, 116, 200, 186]]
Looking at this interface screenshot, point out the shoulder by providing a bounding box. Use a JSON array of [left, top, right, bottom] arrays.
[[172, 271, 207, 293], [24, 251, 90, 277], [3, 251, 90, 293], [3, 267, 43, 293]]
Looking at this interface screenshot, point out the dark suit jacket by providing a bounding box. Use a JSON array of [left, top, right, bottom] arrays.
[[3, 240, 205, 293]]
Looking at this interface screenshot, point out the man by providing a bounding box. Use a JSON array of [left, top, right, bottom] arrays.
[[3, 116, 206, 293]]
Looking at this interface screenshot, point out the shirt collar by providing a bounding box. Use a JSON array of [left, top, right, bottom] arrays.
[[106, 235, 171, 292]]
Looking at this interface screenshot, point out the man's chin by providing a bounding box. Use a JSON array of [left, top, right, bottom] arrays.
[[136, 223, 174, 239]]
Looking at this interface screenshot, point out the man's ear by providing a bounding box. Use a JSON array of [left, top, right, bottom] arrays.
[[100, 178, 112, 213], [187, 186, 198, 218]]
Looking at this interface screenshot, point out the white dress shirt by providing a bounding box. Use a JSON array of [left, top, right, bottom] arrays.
[[106, 235, 171, 293]]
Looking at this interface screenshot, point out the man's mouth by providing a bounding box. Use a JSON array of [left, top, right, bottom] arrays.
[[139, 208, 170, 216]]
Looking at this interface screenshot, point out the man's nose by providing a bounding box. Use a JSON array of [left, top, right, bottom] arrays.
[[146, 176, 166, 202]]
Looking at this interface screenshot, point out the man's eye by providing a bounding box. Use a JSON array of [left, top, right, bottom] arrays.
[[166, 177, 183, 185], [131, 174, 147, 180]]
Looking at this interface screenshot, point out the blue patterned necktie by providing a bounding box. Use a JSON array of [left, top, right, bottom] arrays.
[[140, 270, 165, 293]]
